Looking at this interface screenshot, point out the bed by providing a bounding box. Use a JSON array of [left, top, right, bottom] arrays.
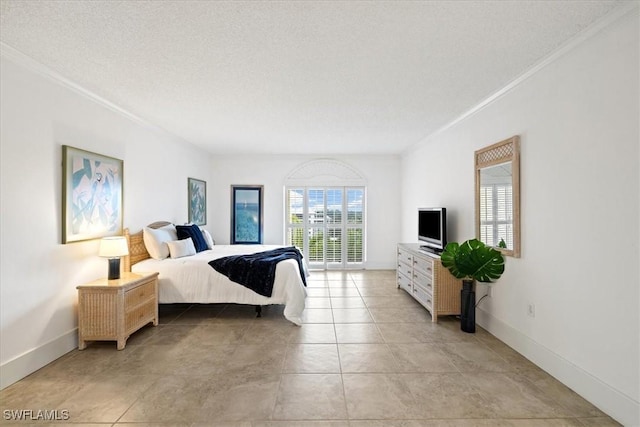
[[123, 221, 307, 325]]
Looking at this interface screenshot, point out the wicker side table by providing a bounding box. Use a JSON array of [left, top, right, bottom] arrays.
[[77, 271, 159, 350]]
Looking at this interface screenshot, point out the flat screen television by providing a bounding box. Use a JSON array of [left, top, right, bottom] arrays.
[[418, 207, 447, 253]]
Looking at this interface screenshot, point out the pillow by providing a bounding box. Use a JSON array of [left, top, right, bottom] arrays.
[[175, 224, 208, 252], [201, 228, 215, 249], [167, 238, 196, 259], [143, 224, 178, 260]]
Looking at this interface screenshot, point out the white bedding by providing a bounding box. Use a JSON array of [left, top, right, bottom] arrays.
[[132, 245, 307, 325]]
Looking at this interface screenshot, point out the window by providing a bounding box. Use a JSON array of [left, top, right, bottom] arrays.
[[286, 187, 365, 269]]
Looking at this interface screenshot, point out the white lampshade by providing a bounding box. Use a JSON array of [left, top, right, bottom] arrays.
[[98, 236, 129, 258]]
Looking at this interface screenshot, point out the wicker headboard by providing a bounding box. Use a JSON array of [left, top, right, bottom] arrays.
[[123, 221, 172, 272]]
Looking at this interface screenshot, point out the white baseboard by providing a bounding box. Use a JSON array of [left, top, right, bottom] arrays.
[[365, 262, 396, 270], [476, 308, 639, 427], [0, 328, 77, 390]]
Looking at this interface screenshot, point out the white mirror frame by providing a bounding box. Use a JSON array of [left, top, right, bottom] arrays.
[[475, 135, 521, 258]]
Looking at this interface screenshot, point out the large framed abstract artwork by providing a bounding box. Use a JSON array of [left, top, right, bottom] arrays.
[[62, 145, 123, 243], [231, 185, 263, 244], [188, 177, 207, 226]]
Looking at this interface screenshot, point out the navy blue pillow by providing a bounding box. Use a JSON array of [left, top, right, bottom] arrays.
[[176, 224, 208, 253]]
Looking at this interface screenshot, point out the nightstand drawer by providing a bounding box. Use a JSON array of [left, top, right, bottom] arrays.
[[125, 299, 156, 333], [125, 279, 156, 307]]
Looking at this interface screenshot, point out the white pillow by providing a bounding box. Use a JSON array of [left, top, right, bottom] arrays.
[[201, 228, 215, 249], [143, 224, 178, 260], [167, 238, 196, 259]]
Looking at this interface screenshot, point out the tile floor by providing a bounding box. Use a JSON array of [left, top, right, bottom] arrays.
[[0, 270, 620, 426]]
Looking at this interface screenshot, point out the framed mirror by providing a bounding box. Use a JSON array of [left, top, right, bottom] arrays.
[[475, 136, 520, 258]]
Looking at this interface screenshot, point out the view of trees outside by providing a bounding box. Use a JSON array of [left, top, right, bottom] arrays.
[[287, 187, 364, 266]]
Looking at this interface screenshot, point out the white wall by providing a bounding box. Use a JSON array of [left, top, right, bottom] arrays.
[[401, 9, 639, 426], [209, 154, 400, 269], [0, 53, 400, 388], [0, 54, 213, 388]]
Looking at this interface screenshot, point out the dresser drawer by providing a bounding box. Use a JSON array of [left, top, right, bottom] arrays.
[[125, 279, 156, 308], [412, 284, 433, 312], [397, 261, 412, 279], [413, 270, 434, 294], [397, 273, 412, 293], [413, 255, 434, 277], [397, 248, 413, 266]]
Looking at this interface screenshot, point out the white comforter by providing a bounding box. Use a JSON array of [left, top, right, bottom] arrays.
[[132, 245, 307, 325]]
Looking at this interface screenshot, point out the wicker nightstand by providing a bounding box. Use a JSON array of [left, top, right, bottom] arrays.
[[77, 271, 159, 350]]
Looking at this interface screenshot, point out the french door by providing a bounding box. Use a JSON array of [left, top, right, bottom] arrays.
[[286, 187, 365, 269]]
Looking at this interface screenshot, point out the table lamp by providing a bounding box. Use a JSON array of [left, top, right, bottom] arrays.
[[98, 236, 129, 280]]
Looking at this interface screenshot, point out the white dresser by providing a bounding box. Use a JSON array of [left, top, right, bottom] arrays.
[[397, 243, 463, 322]]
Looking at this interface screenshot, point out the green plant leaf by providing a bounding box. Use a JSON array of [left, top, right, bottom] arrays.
[[440, 242, 467, 279], [441, 239, 505, 282]]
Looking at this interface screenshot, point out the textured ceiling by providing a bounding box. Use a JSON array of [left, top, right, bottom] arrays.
[[0, 1, 623, 155]]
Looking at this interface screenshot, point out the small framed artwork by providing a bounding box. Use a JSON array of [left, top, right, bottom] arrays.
[[188, 177, 207, 226], [62, 145, 123, 243], [231, 185, 263, 244]]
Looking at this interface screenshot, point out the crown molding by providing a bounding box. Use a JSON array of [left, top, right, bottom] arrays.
[[404, 1, 639, 155], [0, 41, 192, 146]]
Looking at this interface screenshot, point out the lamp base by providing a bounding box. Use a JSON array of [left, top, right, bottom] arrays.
[[107, 258, 121, 280]]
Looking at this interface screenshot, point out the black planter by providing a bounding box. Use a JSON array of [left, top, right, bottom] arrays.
[[460, 279, 476, 333]]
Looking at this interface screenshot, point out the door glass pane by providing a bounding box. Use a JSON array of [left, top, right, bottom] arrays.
[[308, 227, 324, 263], [326, 228, 342, 263], [287, 189, 304, 225], [347, 189, 364, 224], [308, 189, 325, 225], [347, 228, 363, 262], [287, 227, 304, 250], [326, 189, 342, 224]]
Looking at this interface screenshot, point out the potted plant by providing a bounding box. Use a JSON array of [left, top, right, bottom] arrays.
[[440, 239, 505, 333]]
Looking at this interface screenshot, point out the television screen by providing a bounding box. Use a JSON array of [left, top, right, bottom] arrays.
[[418, 208, 447, 251]]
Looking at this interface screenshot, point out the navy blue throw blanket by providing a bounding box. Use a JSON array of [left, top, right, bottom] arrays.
[[208, 247, 307, 297]]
